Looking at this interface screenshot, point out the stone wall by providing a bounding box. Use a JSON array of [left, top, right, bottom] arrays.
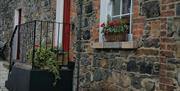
[[71, 0, 180, 91], [159, 15, 180, 91], [0, 0, 56, 60], [0, 0, 56, 42], [0, 0, 180, 90]]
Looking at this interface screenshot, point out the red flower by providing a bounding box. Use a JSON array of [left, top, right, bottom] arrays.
[[113, 20, 121, 26], [100, 23, 105, 27], [108, 21, 114, 27], [35, 44, 40, 48]]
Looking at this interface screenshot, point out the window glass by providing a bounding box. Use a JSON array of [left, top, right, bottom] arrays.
[[122, 15, 130, 24], [99, 0, 133, 42], [122, 0, 131, 14], [112, 0, 120, 16]]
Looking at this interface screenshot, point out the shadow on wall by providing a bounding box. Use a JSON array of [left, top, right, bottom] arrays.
[[0, 41, 7, 60]]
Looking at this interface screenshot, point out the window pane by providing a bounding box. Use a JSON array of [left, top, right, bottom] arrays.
[[112, 0, 120, 16], [112, 16, 120, 20], [122, 0, 131, 14]]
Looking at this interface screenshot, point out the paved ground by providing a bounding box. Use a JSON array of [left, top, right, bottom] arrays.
[[0, 59, 9, 91]]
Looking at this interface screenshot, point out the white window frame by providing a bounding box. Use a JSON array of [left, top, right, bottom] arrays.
[[55, 0, 64, 48], [99, 0, 133, 42]]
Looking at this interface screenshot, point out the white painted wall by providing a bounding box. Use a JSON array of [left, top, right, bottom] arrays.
[[99, 0, 112, 42], [55, 0, 64, 48], [12, 9, 20, 60]]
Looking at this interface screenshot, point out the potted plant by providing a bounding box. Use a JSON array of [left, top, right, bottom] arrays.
[[6, 47, 61, 91], [29, 48, 74, 91], [100, 18, 129, 42], [31, 48, 60, 85], [6, 47, 74, 91], [25, 47, 61, 91]]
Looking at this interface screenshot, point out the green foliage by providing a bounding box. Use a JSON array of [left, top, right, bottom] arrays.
[[29, 48, 60, 86], [102, 24, 128, 33]]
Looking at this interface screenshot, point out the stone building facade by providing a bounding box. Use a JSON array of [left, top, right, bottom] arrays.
[[0, 0, 180, 91], [0, 0, 56, 42], [0, 0, 56, 60], [70, 0, 180, 91]]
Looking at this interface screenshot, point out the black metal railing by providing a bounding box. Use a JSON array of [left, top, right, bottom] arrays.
[[9, 20, 70, 71]]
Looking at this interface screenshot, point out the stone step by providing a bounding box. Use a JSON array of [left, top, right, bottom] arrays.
[[0, 61, 9, 91]]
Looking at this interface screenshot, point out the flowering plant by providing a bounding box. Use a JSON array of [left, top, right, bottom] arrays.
[[100, 19, 129, 33]]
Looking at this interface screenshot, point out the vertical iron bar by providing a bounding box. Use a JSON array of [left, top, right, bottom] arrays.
[[46, 22, 49, 49], [57, 23, 60, 64], [52, 22, 55, 49], [26, 23, 30, 62], [40, 21, 42, 49], [76, 0, 83, 91], [32, 21, 36, 69], [9, 40, 13, 73], [19, 24, 22, 61], [24, 24, 26, 62], [57, 23, 60, 49], [62, 23, 64, 65], [29, 23, 32, 46], [27, 23, 29, 50], [17, 23, 20, 60], [68, 23, 70, 63], [30, 22, 33, 49], [25, 23, 28, 63]]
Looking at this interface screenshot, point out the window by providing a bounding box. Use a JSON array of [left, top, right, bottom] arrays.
[[99, 0, 133, 42], [112, 0, 131, 20]]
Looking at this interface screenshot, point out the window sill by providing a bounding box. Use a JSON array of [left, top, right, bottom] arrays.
[[91, 41, 139, 49]]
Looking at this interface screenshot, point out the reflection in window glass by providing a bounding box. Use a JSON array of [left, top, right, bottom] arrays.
[[112, 0, 120, 16], [122, 0, 131, 14]]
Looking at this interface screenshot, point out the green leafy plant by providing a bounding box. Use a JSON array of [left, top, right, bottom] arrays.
[[28, 48, 60, 86]]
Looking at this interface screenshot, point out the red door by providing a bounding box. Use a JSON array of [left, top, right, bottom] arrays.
[[63, 0, 71, 52]]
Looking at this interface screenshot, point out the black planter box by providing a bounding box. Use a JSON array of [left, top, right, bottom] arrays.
[[6, 62, 74, 91]]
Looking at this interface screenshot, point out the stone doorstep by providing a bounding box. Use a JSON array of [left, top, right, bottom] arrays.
[[0, 61, 9, 91], [2, 62, 9, 70], [91, 41, 139, 49], [13, 62, 32, 70]]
